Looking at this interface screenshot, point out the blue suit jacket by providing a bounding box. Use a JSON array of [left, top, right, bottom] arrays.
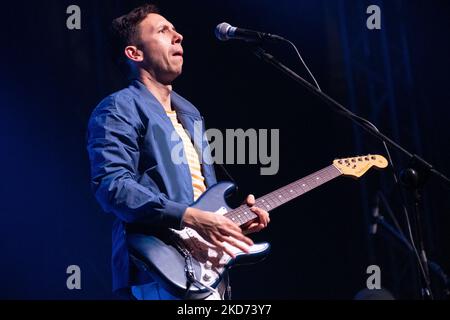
[[86, 79, 217, 294]]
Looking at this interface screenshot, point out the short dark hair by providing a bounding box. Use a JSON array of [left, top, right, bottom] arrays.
[[110, 3, 160, 66]]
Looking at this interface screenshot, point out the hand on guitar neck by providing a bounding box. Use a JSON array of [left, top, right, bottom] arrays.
[[241, 194, 271, 235], [181, 194, 270, 258]]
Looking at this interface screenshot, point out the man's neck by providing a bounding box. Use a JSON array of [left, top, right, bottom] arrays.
[[138, 70, 173, 112]]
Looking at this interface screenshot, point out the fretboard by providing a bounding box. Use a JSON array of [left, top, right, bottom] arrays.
[[224, 164, 342, 227]]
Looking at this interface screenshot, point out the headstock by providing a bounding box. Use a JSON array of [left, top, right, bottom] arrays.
[[333, 154, 388, 178]]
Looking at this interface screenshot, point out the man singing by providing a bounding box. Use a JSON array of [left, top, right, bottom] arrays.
[[86, 3, 270, 300]]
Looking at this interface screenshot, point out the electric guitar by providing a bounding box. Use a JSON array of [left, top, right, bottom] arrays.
[[128, 154, 388, 299]]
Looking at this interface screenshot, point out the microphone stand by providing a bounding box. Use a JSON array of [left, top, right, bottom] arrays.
[[252, 46, 450, 299], [373, 192, 450, 298]]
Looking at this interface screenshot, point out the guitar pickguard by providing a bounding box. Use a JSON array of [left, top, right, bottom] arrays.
[[170, 206, 232, 287]]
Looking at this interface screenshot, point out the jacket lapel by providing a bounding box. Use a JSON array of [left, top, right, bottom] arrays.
[[131, 79, 217, 189]]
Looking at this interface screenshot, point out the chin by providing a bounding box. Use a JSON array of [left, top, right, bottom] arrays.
[[172, 68, 183, 80], [162, 71, 182, 85]]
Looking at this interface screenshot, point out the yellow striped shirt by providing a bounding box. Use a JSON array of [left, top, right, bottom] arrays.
[[166, 110, 207, 201]]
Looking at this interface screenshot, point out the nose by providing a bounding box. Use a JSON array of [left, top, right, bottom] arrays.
[[173, 30, 183, 44]]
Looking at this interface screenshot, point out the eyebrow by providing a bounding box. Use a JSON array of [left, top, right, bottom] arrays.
[[157, 22, 176, 30]]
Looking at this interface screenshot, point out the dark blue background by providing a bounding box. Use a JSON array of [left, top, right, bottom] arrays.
[[1, 0, 449, 299]]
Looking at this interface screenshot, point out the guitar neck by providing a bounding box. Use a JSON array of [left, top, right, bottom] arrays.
[[224, 164, 342, 227]]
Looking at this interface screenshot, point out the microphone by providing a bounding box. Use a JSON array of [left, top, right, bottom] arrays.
[[215, 22, 286, 42]]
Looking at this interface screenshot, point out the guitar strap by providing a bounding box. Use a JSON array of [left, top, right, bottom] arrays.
[[224, 269, 232, 300], [168, 230, 223, 299], [179, 244, 223, 299]]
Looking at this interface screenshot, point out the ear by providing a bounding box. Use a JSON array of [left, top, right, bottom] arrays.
[[124, 45, 144, 63]]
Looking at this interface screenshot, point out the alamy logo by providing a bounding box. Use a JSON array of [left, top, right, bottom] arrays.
[[366, 265, 381, 290], [170, 121, 280, 176], [66, 265, 81, 290], [366, 5, 381, 30], [66, 5, 81, 30]]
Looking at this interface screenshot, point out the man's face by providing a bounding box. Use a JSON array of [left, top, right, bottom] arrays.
[[137, 13, 184, 84]]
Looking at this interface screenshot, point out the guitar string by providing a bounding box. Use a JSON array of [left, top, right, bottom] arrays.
[[224, 165, 343, 225]]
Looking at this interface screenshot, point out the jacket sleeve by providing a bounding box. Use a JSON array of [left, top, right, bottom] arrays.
[[86, 96, 188, 229]]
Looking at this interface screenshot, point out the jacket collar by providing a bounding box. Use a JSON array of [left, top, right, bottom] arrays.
[[131, 79, 201, 119]]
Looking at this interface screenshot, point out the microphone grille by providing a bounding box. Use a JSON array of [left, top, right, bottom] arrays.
[[215, 22, 232, 41]]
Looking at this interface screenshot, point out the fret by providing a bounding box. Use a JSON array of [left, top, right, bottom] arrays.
[[320, 169, 331, 182], [244, 208, 255, 222], [255, 199, 268, 209], [266, 195, 279, 207], [258, 198, 273, 211], [291, 184, 305, 197], [321, 168, 333, 181], [313, 175, 325, 187], [241, 208, 255, 224], [285, 185, 299, 198], [273, 193, 284, 205], [332, 165, 342, 177], [255, 165, 342, 212], [306, 177, 316, 188], [314, 171, 324, 181], [319, 169, 329, 179], [282, 190, 293, 203], [224, 165, 343, 225], [307, 169, 331, 187], [266, 189, 286, 205], [298, 180, 310, 192], [228, 212, 239, 223], [236, 209, 246, 223], [274, 193, 285, 204], [225, 210, 237, 223], [225, 205, 257, 227], [326, 166, 336, 176], [278, 188, 293, 202], [234, 211, 244, 224], [239, 209, 251, 224], [273, 193, 285, 205], [283, 185, 295, 195], [280, 196, 287, 205], [307, 175, 317, 186], [265, 197, 278, 210], [270, 198, 279, 208]]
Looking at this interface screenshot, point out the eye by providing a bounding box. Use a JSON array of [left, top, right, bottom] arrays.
[[159, 26, 169, 33]]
